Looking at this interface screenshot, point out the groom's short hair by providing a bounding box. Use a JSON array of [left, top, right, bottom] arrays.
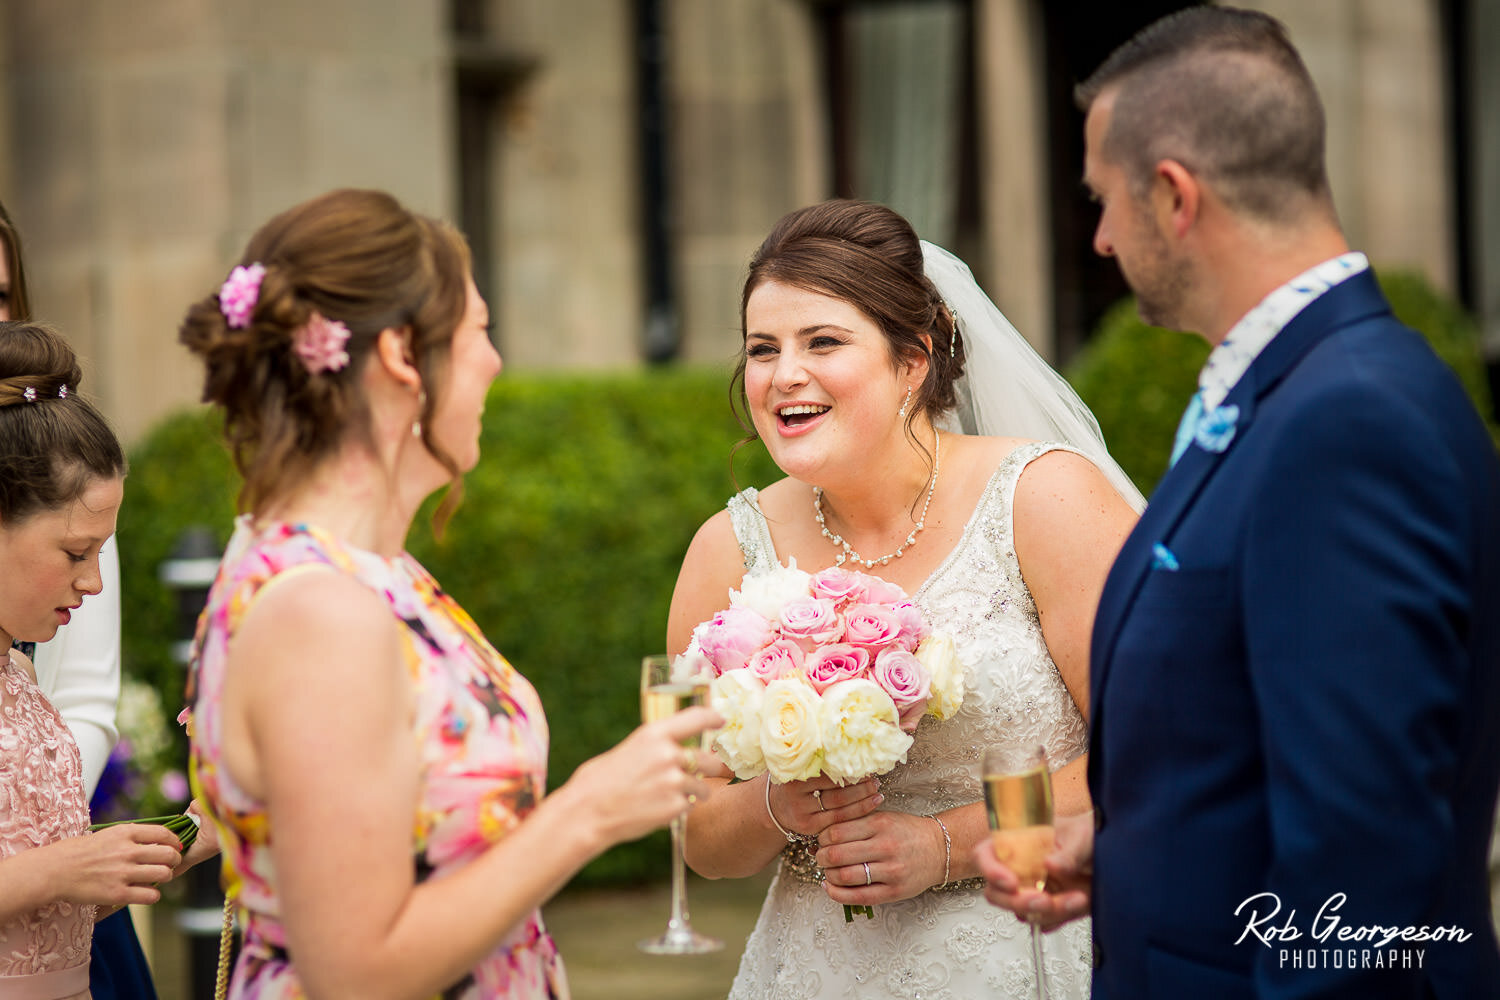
[[1075, 6, 1334, 225]]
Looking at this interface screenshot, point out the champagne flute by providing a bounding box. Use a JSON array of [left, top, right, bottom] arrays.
[[637, 654, 722, 955], [983, 744, 1054, 1000]]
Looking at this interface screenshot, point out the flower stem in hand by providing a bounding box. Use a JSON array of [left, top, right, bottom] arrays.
[[89, 812, 199, 850]]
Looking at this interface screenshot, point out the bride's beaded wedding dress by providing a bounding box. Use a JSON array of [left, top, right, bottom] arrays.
[[723, 442, 1094, 1000]]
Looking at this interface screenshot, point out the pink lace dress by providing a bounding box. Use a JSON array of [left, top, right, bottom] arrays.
[[0, 652, 94, 1000], [187, 518, 567, 999]]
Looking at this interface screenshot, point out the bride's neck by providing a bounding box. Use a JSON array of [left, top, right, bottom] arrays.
[[813, 426, 941, 534]]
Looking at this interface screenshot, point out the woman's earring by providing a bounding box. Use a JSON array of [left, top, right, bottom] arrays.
[[897, 385, 913, 419], [412, 388, 426, 439]]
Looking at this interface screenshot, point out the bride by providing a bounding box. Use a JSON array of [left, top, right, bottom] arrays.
[[667, 199, 1142, 999]]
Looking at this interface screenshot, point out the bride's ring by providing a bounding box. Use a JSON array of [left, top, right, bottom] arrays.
[[862, 862, 872, 886], [680, 748, 698, 774], [813, 789, 825, 811]]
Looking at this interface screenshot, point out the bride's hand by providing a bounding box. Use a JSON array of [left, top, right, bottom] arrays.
[[814, 810, 943, 905], [766, 775, 881, 839]]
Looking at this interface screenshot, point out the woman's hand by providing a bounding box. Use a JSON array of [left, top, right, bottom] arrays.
[[815, 809, 945, 906], [766, 775, 882, 839], [168, 799, 222, 881], [557, 705, 723, 849], [48, 822, 183, 908]]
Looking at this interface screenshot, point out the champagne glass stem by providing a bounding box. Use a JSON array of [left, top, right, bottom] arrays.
[[1029, 922, 1046, 1000], [666, 814, 690, 931]]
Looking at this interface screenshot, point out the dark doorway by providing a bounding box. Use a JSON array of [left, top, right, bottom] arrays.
[[1041, 1, 1199, 362]]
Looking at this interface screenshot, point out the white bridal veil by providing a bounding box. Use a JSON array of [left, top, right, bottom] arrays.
[[922, 241, 1146, 512]]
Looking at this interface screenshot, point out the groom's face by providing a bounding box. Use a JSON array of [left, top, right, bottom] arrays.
[[1083, 93, 1190, 330]]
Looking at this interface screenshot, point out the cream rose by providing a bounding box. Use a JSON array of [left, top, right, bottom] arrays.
[[759, 677, 824, 782], [916, 631, 965, 719], [817, 678, 913, 785], [709, 670, 768, 779]]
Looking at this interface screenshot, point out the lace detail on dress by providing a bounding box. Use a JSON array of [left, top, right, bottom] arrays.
[[725, 442, 1093, 1000], [0, 654, 95, 982]]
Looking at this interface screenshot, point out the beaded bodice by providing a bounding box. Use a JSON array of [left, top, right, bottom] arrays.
[[728, 441, 1089, 809], [0, 652, 94, 983]]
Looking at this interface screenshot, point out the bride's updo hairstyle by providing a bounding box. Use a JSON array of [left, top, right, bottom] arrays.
[[0, 321, 125, 523], [179, 189, 471, 523], [735, 199, 967, 438]]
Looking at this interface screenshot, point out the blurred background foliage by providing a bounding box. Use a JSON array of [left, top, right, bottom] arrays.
[[117, 270, 1496, 886], [1066, 269, 1500, 496]]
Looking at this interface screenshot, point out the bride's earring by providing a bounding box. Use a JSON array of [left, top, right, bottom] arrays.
[[412, 388, 426, 439], [897, 385, 913, 420]]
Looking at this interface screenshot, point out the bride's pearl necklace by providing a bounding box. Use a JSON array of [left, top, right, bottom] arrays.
[[813, 433, 941, 569]]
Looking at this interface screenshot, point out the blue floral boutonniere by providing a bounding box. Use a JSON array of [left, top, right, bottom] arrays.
[[1194, 404, 1240, 454], [1151, 543, 1180, 572]]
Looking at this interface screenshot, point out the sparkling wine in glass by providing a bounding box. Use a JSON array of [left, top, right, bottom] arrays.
[[983, 744, 1054, 1000], [637, 654, 722, 955]]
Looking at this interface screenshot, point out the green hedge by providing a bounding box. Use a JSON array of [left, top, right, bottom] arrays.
[[1065, 269, 1500, 497], [119, 365, 779, 886]]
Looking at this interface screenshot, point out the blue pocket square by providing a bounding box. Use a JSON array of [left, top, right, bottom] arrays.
[[1194, 404, 1239, 454], [1151, 542, 1180, 571]]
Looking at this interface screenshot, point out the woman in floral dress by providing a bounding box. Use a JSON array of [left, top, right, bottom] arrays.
[[178, 189, 716, 1000]]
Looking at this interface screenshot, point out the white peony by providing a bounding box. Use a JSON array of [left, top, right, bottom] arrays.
[[731, 557, 814, 621], [759, 676, 824, 782], [709, 670, 768, 779], [916, 631, 965, 720], [817, 678, 913, 784], [671, 641, 714, 682]]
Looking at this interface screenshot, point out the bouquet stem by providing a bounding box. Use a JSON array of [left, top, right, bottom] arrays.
[[843, 904, 874, 922], [90, 812, 200, 850]]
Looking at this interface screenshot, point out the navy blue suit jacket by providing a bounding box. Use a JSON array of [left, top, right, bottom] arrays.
[[1087, 271, 1500, 999]]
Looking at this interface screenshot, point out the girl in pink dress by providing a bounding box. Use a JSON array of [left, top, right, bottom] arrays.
[[0, 322, 188, 1000], [177, 189, 718, 999]]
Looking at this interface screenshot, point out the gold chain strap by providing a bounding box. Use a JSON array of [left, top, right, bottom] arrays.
[[214, 894, 234, 1000]]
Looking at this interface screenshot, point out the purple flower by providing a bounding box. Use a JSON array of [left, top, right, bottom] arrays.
[[158, 769, 190, 804]]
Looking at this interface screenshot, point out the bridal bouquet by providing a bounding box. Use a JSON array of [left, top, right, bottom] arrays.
[[683, 560, 964, 786]]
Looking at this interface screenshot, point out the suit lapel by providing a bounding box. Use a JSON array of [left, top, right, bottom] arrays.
[[1089, 272, 1394, 757]]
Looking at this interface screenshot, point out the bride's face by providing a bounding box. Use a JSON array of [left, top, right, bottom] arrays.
[[743, 279, 914, 481]]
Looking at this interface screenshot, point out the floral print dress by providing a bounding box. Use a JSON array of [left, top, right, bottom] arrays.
[[187, 518, 567, 999]]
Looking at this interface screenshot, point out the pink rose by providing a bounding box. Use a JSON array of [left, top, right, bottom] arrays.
[[810, 566, 868, 607], [778, 596, 844, 650], [842, 604, 904, 654], [873, 649, 931, 723], [695, 605, 776, 675], [746, 639, 805, 683], [854, 572, 909, 605], [893, 602, 929, 650], [803, 644, 871, 693]]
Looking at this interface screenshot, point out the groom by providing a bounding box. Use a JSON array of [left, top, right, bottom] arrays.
[[977, 7, 1500, 999]]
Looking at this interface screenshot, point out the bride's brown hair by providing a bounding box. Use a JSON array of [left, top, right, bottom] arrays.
[[733, 199, 966, 441]]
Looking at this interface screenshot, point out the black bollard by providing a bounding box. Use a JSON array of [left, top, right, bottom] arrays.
[[159, 527, 235, 998]]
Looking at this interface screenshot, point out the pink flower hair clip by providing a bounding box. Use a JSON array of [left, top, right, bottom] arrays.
[[292, 313, 352, 374], [218, 262, 266, 329]]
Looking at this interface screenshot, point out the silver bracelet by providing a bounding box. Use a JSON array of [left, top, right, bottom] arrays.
[[926, 812, 952, 890], [765, 776, 798, 842]]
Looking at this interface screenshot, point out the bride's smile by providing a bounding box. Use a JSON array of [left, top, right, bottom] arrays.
[[744, 279, 915, 469]]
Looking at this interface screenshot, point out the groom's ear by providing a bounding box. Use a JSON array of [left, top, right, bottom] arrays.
[[1151, 159, 1200, 239]]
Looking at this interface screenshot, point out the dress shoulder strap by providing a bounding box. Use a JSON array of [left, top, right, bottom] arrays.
[[725, 488, 781, 577]]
